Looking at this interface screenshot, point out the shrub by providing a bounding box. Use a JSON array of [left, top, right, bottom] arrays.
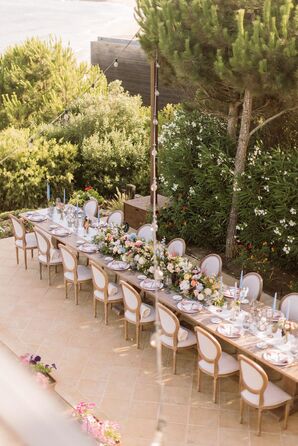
[[69, 186, 105, 208], [41, 83, 151, 195], [0, 37, 107, 129], [158, 108, 233, 249], [0, 127, 77, 211]]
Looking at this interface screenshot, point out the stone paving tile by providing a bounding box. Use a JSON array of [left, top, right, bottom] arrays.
[[0, 236, 296, 446]]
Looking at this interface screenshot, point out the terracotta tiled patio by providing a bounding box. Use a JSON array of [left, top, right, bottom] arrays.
[[0, 236, 297, 446]]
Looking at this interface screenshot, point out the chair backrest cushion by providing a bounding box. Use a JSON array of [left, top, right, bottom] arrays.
[[84, 200, 98, 219], [35, 230, 50, 256], [91, 263, 106, 290], [280, 293, 298, 322], [108, 210, 124, 226], [167, 238, 186, 257], [137, 224, 153, 242], [243, 273, 262, 302], [239, 356, 266, 393], [10, 216, 25, 239], [158, 304, 178, 336], [121, 282, 140, 311], [196, 329, 220, 362], [60, 246, 76, 272], [200, 254, 222, 277]]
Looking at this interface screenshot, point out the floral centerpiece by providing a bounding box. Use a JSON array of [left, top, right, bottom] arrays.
[[73, 402, 121, 445], [20, 354, 57, 388], [93, 226, 127, 257], [177, 267, 220, 301]]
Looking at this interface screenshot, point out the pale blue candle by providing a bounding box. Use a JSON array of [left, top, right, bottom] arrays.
[[239, 270, 244, 289], [286, 300, 291, 321], [63, 188, 66, 204], [220, 275, 223, 294], [46, 181, 50, 201], [272, 292, 277, 311], [97, 208, 100, 223]]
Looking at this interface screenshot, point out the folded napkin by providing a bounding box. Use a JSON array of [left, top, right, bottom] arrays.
[[178, 327, 188, 342], [108, 283, 118, 296], [140, 303, 152, 319]]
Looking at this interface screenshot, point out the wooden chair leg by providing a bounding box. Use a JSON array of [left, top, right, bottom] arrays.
[[75, 283, 79, 305], [39, 263, 42, 280], [48, 265, 51, 286], [104, 303, 108, 325], [257, 408, 263, 436], [213, 377, 218, 403], [197, 367, 201, 392], [124, 320, 128, 340], [24, 249, 28, 270], [136, 324, 140, 349], [94, 298, 97, 317], [240, 398, 244, 424], [284, 401, 291, 430], [16, 247, 19, 265], [65, 279, 68, 299], [55, 265, 58, 273], [173, 349, 177, 374], [31, 249, 34, 258]]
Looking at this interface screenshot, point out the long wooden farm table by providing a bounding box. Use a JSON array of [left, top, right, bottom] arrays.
[[21, 212, 298, 409]]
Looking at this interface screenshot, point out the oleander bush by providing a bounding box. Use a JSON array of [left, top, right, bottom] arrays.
[[0, 127, 78, 211], [158, 108, 298, 270]]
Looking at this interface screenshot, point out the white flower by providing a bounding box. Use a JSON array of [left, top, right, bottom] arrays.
[[290, 208, 296, 215], [171, 183, 178, 192], [287, 236, 294, 244], [180, 280, 190, 291], [191, 121, 196, 127], [189, 187, 195, 196], [283, 245, 291, 254], [196, 283, 204, 292], [257, 195, 262, 201], [254, 209, 267, 216], [273, 227, 282, 236], [167, 263, 174, 273], [263, 185, 269, 192], [204, 288, 212, 296], [289, 220, 296, 227], [197, 293, 205, 301]]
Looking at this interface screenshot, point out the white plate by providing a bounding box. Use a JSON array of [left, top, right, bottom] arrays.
[[28, 214, 47, 222], [240, 299, 249, 304], [76, 240, 85, 246], [172, 295, 183, 302], [51, 228, 70, 237], [210, 317, 222, 324], [108, 260, 130, 271], [104, 256, 113, 262], [177, 300, 202, 314], [256, 342, 268, 350], [263, 349, 294, 366], [137, 274, 147, 281], [140, 279, 163, 291], [49, 224, 58, 230], [79, 244, 97, 253], [217, 324, 241, 338]]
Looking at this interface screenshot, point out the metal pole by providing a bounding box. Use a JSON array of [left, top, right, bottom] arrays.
[[150, 56, 158, 206]]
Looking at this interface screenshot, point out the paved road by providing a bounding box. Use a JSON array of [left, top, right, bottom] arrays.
[[0, 0, 137, 61]]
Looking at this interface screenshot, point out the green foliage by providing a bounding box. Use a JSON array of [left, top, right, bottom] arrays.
[[0, 37, 107, 129], [106, 188, 129, 212], [69, 187, 105, 208], [0, 127, 77, 211], [41, 83, 151, 195], [158, 109, 298, 269], [158, 108, 234, 248]]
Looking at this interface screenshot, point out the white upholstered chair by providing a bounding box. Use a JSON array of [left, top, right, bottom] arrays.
[[157, 303, 196, 374], [107, 210, 124, 226], [35, 228, 62, 285], [137, 224, 153, 242], [9, 214, 37, 269], [195, 326, 239, 403], [280, 293, 298, 322], [200, 254, 222, 277], [120, 280, 155, 348], [239, 354, 292, 436], [167, 238, 186, 257], [242, 272, 263, 302], [83, 199, 98, 220], [59, 244, 92, 305], [90, 261, 123, 325]]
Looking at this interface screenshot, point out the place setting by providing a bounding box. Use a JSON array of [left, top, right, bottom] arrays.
[[78, 243, 98, 254], [140, 278, 163, 291], [177, 299, 202, 314], [107, 260, 130, 271], [25, 212, 47, 222]]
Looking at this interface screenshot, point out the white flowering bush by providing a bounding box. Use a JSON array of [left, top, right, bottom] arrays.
[[157, 108, 297, 270]]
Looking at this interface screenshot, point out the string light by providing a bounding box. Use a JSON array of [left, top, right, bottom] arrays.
[[113, 58, 119, 68]]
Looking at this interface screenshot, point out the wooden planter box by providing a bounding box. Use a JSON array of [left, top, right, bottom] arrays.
[[124, 194, 169, 230]]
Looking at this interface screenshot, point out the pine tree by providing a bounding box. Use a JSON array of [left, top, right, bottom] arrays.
[[136, 0, 298, 258]]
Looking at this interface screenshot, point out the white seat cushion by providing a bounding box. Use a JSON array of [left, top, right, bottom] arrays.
[[241, 381, 292, 408], [94, 283, 123, 302], [38, 248, 62, 265], [198, 351, 239, 376], [125, 305, 156, 324], [16, 232, 37, 249], [161, 328, 197, 348], [64, 265, 92, 282]]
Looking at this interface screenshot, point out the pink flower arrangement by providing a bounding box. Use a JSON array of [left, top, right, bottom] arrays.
[[73, 402, 121, 445]]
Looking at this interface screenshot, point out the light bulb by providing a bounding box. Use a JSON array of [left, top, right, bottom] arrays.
[[153, 118, 158, 125], [156, 62, 160, 68], [113, 58, 118, 68], [155, 90, 160, 96], [152, 222, 158, 232], [151, 149, 157, 156], [151, 183, 157, 191]]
